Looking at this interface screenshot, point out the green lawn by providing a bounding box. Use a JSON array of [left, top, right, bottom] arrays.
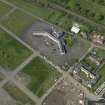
[[59, 16, 73, 28], [2, 10, 35, 36], [6, 0, 52, 19], [0, 1, 12, 17], [94, 48, 105, 59], [48, 10, 63, 23], [6, 0, 64, 24], [0, 30, 32, 70], [5, 0, 80, 28], [22, 56, 61, 97], [4, 82, 35, 105]]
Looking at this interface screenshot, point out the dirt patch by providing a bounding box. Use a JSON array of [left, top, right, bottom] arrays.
[[43, 76, 83, 105]]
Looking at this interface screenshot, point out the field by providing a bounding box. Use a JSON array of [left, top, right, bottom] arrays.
[[6, 0, 66, 26], [6, 0, 52, 19], [0, 29, 32, 70], [0, 1, 12, 17], [94, 47, 105, 59], [22, 56, 61, 97], [1, 9, 35, 36], [3, 82, 35, 105]]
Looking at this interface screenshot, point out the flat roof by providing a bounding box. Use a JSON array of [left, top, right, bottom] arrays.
[[71, 26, 80, 34]]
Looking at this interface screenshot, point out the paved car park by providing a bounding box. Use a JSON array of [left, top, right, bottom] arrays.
[[21, 20, 90, 70]]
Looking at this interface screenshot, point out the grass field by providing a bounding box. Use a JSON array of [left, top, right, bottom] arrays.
[[59, 16, 73, 28], [4, 82, 35, 105], [6, 0, 52, 19], [48, 10, 63, 23], [94, 48, 105, 59], [22, 56, 61, 97], [6, 0, 64, 24], [2, 9, 35, 36], [0, 1, 12, 17], [0, 29, 32, 70]]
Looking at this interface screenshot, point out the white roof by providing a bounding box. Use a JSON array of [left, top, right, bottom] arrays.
[[71, 26, 80, 34]]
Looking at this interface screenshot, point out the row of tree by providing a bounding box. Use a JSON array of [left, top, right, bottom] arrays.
[[91, 0, 105, 6], [46, 0, 105, 23]]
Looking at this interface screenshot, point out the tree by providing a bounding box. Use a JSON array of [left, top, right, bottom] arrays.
[[65, 35, 73, 47], [95, 13, 104, 21], [67, 0, 77, 10]]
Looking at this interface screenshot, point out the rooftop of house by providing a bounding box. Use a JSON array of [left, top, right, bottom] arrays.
[[71, 26, 80, 34], [92, 33, 105, 44]]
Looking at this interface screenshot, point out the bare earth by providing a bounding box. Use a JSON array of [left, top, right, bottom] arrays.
[[43, 76, 82, 105]]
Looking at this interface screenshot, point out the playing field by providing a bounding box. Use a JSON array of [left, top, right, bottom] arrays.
[[22, 56, 61, 97], [1, 9, 35, 36], [0, 29, 32, 70], [0, 1, 12, 17]]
